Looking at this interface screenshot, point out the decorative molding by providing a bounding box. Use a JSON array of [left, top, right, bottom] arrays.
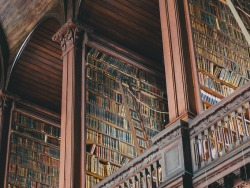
[[189, 82, 250, 135], [152, 120, 188, 147], [52, 19, 93, 53]]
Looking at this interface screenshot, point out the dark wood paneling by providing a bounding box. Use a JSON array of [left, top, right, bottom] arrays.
[[9, 20, 62, 113], [78, 0, 163, 64]]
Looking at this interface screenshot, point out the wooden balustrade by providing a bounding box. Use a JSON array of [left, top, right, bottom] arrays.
[[94, 82, 250, 188], [93, 120, 191, 188], [190, 81, 250, 173]]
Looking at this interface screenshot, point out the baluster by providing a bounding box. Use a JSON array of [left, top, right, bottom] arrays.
[[125, 180, 130, 188], [153, 162, 159, 187], [217, 120, 226, 156], [198, 134, 205, 167], [131, 176, 136, 188], [238, 107, 248, 142], [242, 106, 249, 141], [136, 174, 141, 188], [146, 166, 152, 188], [157, 161, 162, 185], [211, 125, 219, 159], [224, 116, 233, 151], [141, 170, 147, 188], [121, 182, 125, 188], [232, 111, 241, 146], [204, 129, 212, 163], [192, 137, 200, 171]]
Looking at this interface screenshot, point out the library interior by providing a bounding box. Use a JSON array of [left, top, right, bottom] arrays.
[[0, 0, 250, 187]]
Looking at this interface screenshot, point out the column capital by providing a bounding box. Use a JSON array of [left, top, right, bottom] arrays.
[[52, 19, 93, 53]]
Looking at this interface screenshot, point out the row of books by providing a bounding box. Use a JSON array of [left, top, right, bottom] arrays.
[[191, 16, 247, 51], [88, 48, 139, 78], [192, 29, 250, 70], [8, 163, 58, 186], [86, 155, 110, 177], [94, 145, 131, 165], [193, 30, 249, 59], [199, 72, 235, 97], [191, 17, 248, 55], [86, 66, 120, 91], [138, 91, 167, 111], [86, 79, 123, 105], [197, 53, 250, 79], [86, 115, 133, 144], [87, 60, 165, 99], [190, 1, 240, 31], [87, 128, 136, 157], [124, 90, 166, 122], [86, 103, 128, 129], [10, 134, 60, 159], [8, 111, 60, 188], [12, 124, 60, 147], [88, 49, 165, 90], [137, 138, 147, 148], [102, 134, 119, 151], [86, 90, 124, 115], [10, 144, 59, 167], [86, 174, 100, 188], [141, 114, 163, 131], [200, 89, 221, 105], [145, 127, 159, 139], [15, 113, 60, 138], [8, 172, 55, 188], [190, 2, 246, 43], [10, 149, 60, 169]]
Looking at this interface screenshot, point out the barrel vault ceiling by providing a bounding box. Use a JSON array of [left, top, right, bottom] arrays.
[[0, 0, 163, 112]]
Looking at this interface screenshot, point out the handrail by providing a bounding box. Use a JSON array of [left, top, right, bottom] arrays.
[[93, 120, 186, 188], [93, 82, 250, 187]]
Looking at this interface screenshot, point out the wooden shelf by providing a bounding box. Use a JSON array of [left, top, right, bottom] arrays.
[[199, 70, 238, 90], [200, 85, 224, 99], [86, 171, 104, 180]]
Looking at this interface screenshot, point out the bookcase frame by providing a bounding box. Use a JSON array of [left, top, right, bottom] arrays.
[[4, 101, 60, 188], [84, 35, 168, 187]]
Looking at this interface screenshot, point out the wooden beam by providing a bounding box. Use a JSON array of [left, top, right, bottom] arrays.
[[159, 0, 201, 124]]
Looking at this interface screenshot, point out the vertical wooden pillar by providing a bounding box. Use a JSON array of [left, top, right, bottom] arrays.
[[159, 0, 202, 124], [53, 19, 92, 188], [0, 93, 12, 188]]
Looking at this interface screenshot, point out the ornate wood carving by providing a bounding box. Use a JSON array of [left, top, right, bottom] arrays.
[[189, 82, 250, 135], [52, 19, 93, 54]]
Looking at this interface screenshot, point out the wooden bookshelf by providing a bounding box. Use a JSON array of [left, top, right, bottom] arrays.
[[85, 47, 168, 187], [6, 104, 60, 188], [188, 0, 250, 109]]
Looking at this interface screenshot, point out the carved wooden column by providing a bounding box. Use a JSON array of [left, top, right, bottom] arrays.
[[159, 0, 202, 124], [53, 19, 92, 188]]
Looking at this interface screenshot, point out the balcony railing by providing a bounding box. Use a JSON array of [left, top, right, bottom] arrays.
[[94, 82, 250, 188], [190, 82, 250, 173]]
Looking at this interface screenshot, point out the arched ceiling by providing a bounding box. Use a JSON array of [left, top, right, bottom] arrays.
[[0, 0, 63, 65], [1, 0, 164, 112], [8, 19, 62, 113]]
